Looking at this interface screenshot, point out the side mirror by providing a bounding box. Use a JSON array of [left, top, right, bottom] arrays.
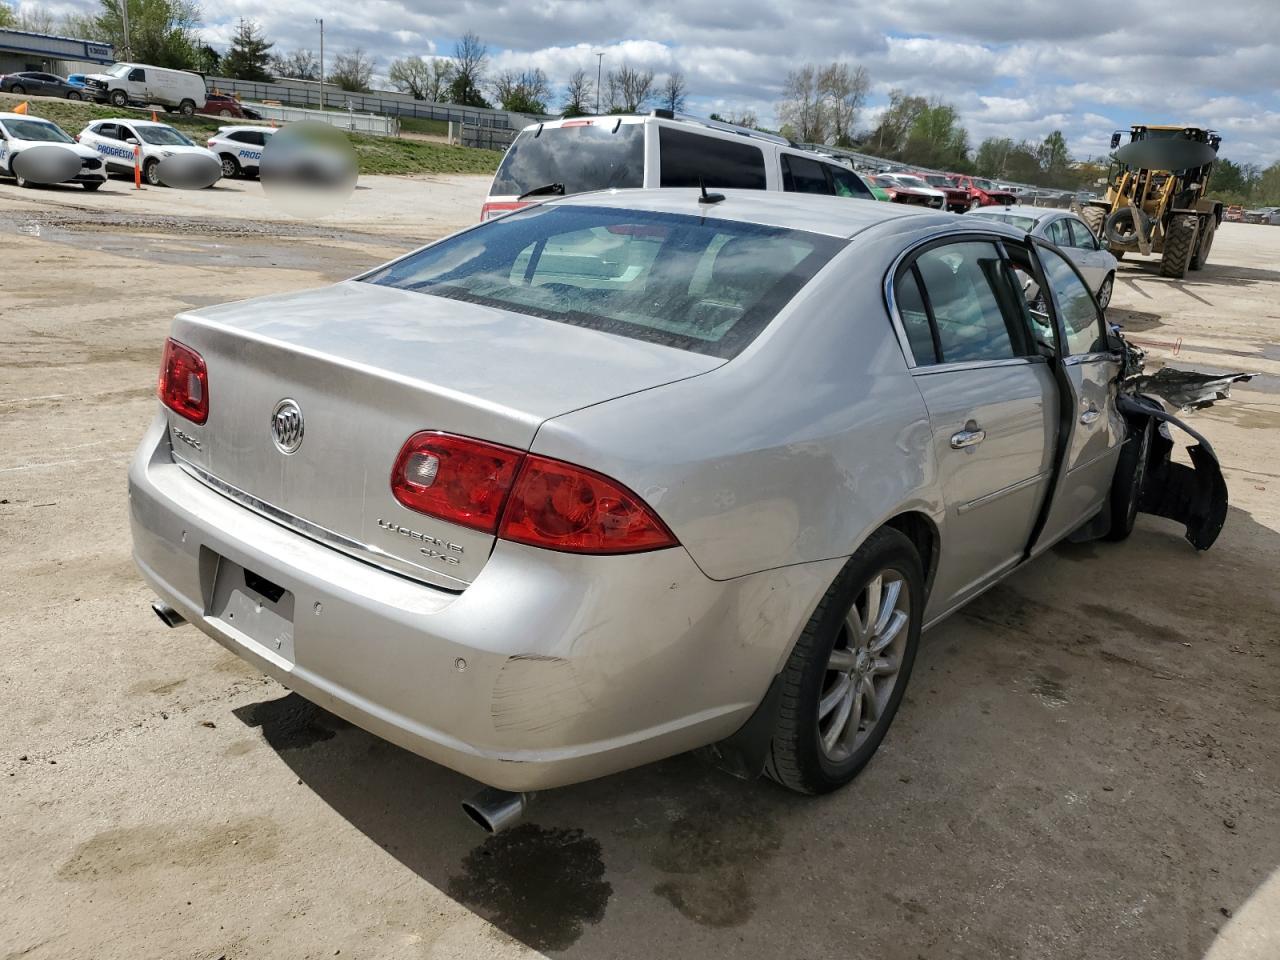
[[1099, 236, 1110, 250], [125, 137, 139, 145], [1110, 132, 1122, 149]]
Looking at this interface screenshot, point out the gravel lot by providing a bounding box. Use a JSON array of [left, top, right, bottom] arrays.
[[2, 178, 1278, 960]]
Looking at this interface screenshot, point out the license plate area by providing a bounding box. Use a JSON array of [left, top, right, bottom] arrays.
[[208, 556, 295, 664]]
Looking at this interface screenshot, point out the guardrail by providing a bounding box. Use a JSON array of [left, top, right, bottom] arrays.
[[246, 102, 398, 137]]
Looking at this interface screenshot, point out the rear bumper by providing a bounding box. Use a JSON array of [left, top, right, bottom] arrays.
[[128, 414, 837, 790]]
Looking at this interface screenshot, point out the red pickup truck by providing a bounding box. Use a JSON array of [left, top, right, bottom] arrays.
[[911, 172, 970, 213], [947, 174, 1019, 209]]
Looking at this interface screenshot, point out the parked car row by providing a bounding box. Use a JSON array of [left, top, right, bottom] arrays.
[[2, 62, 260, 119], [0, 109, 277, 190]]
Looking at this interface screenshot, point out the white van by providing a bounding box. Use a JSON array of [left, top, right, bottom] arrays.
[[481, 110, 878, 220], [82, 63, 207, 117]]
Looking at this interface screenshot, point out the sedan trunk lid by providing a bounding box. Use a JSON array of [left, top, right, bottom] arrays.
[[165, 280, 721, 589]]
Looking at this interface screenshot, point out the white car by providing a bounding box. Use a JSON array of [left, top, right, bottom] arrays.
[[967, 205, 1119, 308], [78, 118, 221, 187], [206, 125, 276, 179], [0, 112, 107, 190]]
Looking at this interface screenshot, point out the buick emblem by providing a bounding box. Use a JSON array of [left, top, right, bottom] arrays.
[[270, 398, 304, 454]]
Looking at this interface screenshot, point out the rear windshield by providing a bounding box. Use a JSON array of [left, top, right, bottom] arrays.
[[363, 205, 843, 358], [490, 123, 644, 198], [969, 212, 1037, 231]]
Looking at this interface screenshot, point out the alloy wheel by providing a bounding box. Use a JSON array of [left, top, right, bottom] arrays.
[[818, 569, 911, 761], [1097, 275, 1114, 309]]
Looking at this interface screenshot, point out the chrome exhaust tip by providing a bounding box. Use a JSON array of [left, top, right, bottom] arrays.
[[151, 601, 186, 628], [461, 788, 534, 834]]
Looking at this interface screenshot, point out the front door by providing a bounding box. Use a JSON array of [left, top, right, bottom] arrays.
[[894, 238, 1058, 612], [1029, 244, 1124, 551]]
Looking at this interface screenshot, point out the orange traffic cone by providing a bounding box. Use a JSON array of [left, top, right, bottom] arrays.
[[151, 110, 158, 122], [13, 101, 28, 114]]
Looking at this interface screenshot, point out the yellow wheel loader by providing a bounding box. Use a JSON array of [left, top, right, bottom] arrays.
[[1081, 125, 1223, 279]]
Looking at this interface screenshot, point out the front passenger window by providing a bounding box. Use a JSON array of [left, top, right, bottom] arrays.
[[1038, 247, 1106, 355]]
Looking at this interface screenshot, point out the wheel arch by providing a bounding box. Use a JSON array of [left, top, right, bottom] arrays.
[[882, 510, 939, 602]]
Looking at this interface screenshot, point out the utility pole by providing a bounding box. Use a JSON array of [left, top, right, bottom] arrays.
[[594, 52, 603, 115], [120, 0, 132, 61], [316, 18, 324, 111]]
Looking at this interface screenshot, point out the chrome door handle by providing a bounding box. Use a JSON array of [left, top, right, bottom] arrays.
[[1080, 406, 1100, 425], [950, 427, 986, 449]]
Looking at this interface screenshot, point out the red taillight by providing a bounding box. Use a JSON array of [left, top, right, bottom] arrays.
[[157, 338, 208, 424], [480, 201, 529, 222], [501, 455, 677, 555], [391, 432, 523, 534], [390, 432, 678, 554]]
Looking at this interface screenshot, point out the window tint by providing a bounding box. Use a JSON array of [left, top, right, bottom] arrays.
[[781, 155, 832, 194], [658, 126, 767, 190], [364, 205, 843, 359], [828, 165, 872, 199], [128, 68, 145, 81], [1038, 247, 1106, 355], [228, 131, 249, 143], [895, 267, 937, 365], [913, 242, 1026, 363], [490, 123, 644, 197]]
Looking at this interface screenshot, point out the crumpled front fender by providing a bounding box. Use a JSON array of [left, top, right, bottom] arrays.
[[1118, 394, 1227, 550]]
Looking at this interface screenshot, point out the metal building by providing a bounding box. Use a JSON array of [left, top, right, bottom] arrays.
[[0, 28, 114, 76]]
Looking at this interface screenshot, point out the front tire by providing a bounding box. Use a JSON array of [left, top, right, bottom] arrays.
[[67, 90, 82, 100], [220, 153, 241, 179], [82, 181, 103, 191], [1159, 215, 1198, 279], [179, 99, 196, 117], [143, 158, 162, 187], [1080, 205, 1106, 242], [9, 84, 25, 95], [1191, 215, 1216, 270], [765, 527, 923, 794], [110, 89, 127, 107], [1105, 411, 1154, 542]]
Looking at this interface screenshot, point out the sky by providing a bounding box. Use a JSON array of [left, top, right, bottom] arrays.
[[25, 0, 1280, 164]]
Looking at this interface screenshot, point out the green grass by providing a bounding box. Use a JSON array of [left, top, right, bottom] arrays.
[[397, 116, 450, 137], [0, 93, 502, 177]]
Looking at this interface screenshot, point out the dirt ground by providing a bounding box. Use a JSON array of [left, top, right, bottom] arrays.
[[2, 177, 1278, 960]]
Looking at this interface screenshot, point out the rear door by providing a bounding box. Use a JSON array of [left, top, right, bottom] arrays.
[[1029, 243, 1124, 551], [894, 237, 1057, 609]]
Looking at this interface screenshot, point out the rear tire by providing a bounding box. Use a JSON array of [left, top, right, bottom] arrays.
[[1159, 215, 1198, 279], [1095, 272, 1115, 310], [1191, 215, 1216, 270], [765, 527, 923, 794], [110, 89, 127, 107]]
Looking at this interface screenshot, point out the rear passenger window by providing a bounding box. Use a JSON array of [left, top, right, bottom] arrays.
[[912, 242, 1029, 364], [781, 155, 832, 195], [895, 267, 937, 365], [828, 165, 872, 199], [658, 127, 767, 190]]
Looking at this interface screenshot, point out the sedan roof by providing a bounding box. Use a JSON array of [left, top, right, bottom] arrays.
[[548, 188, 952, 239], [967, 204, 1065, 222]]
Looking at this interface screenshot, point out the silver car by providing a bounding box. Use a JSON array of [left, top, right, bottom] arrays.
[[129, 190, 1225, 826], [966, 205, 1119, 309]]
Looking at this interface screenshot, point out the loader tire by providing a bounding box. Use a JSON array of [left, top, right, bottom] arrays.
[[1191, 215, 1216, 270], [1080, 206, 1107, 242], [1159, 215, 1197, 279], [1105, 207, 1151, 246]]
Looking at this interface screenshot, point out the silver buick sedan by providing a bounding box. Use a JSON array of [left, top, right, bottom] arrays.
[[129, 190, 1224, 829]]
